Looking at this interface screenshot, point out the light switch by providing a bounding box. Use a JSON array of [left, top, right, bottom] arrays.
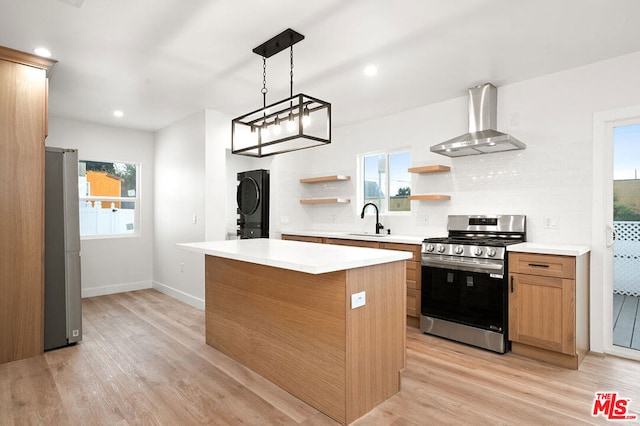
[[351, 291, 366, 309]]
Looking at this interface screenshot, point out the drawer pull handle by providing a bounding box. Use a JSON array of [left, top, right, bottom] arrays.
[[528, 263, 550, 268]]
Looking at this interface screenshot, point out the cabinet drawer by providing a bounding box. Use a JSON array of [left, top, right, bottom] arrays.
[[380, 242, 421, 261], [325, 238, 381, 249], [509, 252, 575, 279], [406, 260, 416, 281], [407, 288, 421, 318], [281, 235, 324, 244], [406, 261, 421, 290]]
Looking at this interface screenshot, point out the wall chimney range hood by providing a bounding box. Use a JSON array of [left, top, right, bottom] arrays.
[[430, 83, 525, 157]]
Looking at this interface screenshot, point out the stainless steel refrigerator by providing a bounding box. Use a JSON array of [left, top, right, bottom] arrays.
[[45, 147, 82, 350]]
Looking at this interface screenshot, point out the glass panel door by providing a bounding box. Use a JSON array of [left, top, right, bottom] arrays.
[[612, 123, 640, 351]]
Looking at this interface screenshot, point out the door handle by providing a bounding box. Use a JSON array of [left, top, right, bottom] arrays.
[[606, 225, 617, 248], [528, 263, 550, 268]]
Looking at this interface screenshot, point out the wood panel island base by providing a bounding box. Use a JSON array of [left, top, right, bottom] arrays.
[[179, 239, 411, 425]]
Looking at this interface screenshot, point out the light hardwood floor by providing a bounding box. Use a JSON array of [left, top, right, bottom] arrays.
[[2, 289, 640, 425]]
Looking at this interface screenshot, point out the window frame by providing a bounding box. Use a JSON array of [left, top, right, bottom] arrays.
[[357, 148, 412, 216], [78, 159, 141, 239]]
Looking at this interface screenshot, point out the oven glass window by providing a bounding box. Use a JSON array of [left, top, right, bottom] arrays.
[[422, 267, 505, 331]]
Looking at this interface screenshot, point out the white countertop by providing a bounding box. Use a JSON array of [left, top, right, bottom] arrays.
[[177, 238, 412, 274], [507, 242, 590, 256], [280, 230, 426, 245]]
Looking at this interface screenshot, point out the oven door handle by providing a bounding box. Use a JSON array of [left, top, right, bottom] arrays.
[[422, 257, 504, 275]]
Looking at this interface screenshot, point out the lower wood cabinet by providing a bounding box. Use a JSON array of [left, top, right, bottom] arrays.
[[325, 238, 381, 249], [381, 242, 421, 328], [405, 261, 421, 318], [282, 235, 422, 326], [281, 235, 324, 244], [508, 251, 589, 369]]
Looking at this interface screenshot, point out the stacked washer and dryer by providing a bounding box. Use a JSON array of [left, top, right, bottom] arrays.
[[236, 169, 270, 239]]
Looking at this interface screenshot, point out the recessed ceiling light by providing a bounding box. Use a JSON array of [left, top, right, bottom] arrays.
[[363, 64, 378, 77], [113, 110, 124, 118], [34, 47, 52, 58], [58, 0, 85, 7]]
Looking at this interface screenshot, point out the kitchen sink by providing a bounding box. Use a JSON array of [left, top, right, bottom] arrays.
[[348, 233, 388, 238]]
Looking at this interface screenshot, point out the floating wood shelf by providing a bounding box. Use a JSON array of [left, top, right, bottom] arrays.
[[300, 198, 351, 204], [408, 195, 451, 201], [300, 175, 351, 183], [408, 165, 451, 174]]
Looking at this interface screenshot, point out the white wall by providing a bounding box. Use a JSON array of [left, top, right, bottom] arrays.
[[153, 109, 232, 309], [152, 111, 207, 308], [270, 52, 640, 246], [46, 117, 155, 297], [206, 110, 246, 241]]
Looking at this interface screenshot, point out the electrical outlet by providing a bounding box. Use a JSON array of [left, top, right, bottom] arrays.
[[192, 214, 197, 224], [281, 215, 290, 224], [421, 215, 429, 225], [72, 330, 79, 337], [543, 216, 559, 229], [180, 262, 184, 272], [351, 291, 366, 309]]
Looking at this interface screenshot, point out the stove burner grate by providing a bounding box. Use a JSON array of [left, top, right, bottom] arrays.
[[423, 236, 524, 247]]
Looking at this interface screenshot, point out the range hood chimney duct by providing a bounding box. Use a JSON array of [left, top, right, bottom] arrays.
[[430, 83, 525, 157]]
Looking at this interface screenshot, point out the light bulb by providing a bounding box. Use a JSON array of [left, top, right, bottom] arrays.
[[286, 112, 296, 131], [273, 117, 282, 135], [302, 106, 311, 127]]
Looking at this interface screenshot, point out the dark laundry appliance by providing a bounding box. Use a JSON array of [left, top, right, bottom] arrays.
[[236, 169, 270, 239]]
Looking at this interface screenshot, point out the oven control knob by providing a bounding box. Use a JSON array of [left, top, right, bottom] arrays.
[[487, 248, 497, 257], [425, 244, 435, 252], [455, 246, 464, 255], [474, 247, 484, 256], [436, 244, 446, 253]]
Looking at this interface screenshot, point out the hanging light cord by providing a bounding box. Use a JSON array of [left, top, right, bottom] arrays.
[[261, 57, 268, 109], [290, 46, 294, 98]]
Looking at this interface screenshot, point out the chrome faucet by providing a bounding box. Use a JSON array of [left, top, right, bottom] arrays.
[[360, 202, 384, 234]]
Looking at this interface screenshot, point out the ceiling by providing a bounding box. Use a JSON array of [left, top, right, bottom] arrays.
[[2, 0, 640, 132]]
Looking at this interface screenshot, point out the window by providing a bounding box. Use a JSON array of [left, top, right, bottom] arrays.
[[361, 151, 411, 213], [78, 160, 139, 237]]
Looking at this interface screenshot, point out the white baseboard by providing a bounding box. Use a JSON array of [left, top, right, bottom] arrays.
[[152, 281, 205, 310], [82, 280, 152, 298]]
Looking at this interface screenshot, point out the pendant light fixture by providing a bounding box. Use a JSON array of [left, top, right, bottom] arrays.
[[232, 28, 332, 157]]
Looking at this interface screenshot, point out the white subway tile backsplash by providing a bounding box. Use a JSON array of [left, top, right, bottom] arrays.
[[267, 53, 640, 246]]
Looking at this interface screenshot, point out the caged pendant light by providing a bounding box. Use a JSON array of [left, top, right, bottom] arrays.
[[231, 28, 332, 157]]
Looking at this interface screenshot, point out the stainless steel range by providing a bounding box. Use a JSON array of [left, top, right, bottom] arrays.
[[420, 214, 526, 353]]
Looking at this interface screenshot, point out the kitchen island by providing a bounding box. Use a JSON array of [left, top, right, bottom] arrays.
[[178, 239, 411, 425]]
